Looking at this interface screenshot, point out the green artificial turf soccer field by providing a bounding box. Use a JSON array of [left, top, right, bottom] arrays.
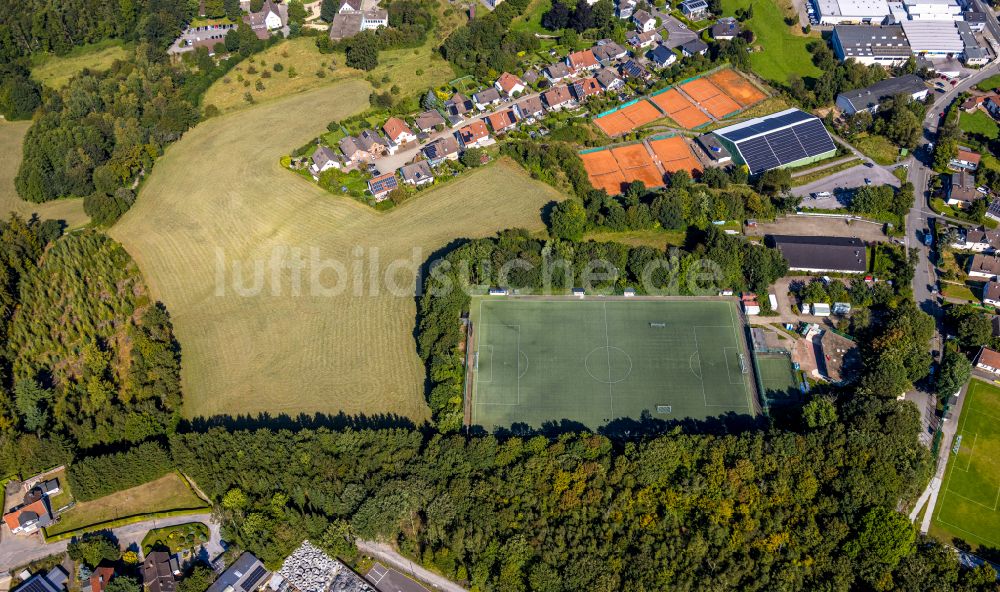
[[756, 353, 801, 406], [934, 379, 1000, 549], [470, 298, 756, 430]]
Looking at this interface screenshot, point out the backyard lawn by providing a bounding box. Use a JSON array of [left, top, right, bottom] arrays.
[[30, 40, 130, 88], [960, 110, 1000, 140], [720, 0, 819, 84], [975, 74, 1000, 92], [511, 0, 552, 35], [46, 473, 208, 536], [941, 281, 979, 302]]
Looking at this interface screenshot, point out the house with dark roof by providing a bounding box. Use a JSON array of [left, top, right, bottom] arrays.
[[543, 62, 572, 83], [969, 253, 1000, 280], [422, 135, 460, 164], [947, 170, 980, 208], [13, 567, 67, 592], [952, 227, 1000, 252], [206, 553, 270, 592], [680, 39, 709, 57], [711, 17, 741, 40], [566, 49, 600, 73], [310, 145, 342, 176], [473, 87, 502, 110], [486, 109, 519, 133], [399, 161, 435, 186], [831, 25, 911, 67], [621, 59, 651, 80], [595, 67, 624, 91], [514, 95, 546, 121], [445, 93, 473, 117], [592, 41, 628, 63], [367, 172, 399, 200], [338, 130, 390, 164], [834, 75, 929, 115], [542, 85, 574, 111], [413, 110, 446, 132], [768, 235, 867, 273], [142, 552, 180, 592], [627, 29, 660, 49], [633, 10, 656, 32], [680, 0, 709, 19], [650, 44, 677, 67], [984, 280, 1000, 307]]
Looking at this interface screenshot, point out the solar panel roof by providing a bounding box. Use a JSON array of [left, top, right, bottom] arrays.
[[716, 110, 835, 174], [241, 566, 268, 591], [719, 109, 816, 143]]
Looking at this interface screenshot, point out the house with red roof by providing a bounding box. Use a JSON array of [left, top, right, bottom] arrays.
[[566, 49, 600, 73], [367, 172, 399, 201], [457, 120, 493, 148], [494, 72, 527, 97], [91, 566, 116, 592], [570, 77, 602, 101], [486, 109, 519, 134], [3, 489, 53, 535], [382, 117, 416, 147]]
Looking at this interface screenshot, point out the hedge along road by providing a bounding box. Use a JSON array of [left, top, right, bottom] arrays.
[[109, 79, 566, 422], [0, 512, 221, 571]]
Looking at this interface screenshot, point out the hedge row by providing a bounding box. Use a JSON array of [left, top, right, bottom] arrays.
[[67, 442, 174, 501]]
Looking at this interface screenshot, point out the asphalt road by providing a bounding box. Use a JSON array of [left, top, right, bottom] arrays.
[[357, 541, 467, 592]]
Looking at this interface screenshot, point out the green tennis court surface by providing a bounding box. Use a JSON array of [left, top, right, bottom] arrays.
[[470, 298, 756, 430], [934, 379, 1000, 549]]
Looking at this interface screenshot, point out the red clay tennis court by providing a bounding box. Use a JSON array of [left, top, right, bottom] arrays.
[[594, 100, 664, 136], [701, 94, 742, 118], [649, 89, 712, 129], [611, 144, 662, 187], [708, 69, 767, 107], [680, 78, 723, 103], [648, 137, 702, 176]]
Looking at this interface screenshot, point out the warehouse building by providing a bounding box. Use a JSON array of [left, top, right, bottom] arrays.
[[814, 0, 891, 24], [768, 236, 868, 274], [902, 0, 961, 20], [902, 20, 964, 56], [831, 24, 912, 66], [710, 109, 837, 174], [835, 74, 928, 115]]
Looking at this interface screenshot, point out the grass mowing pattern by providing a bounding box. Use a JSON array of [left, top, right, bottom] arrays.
[[0, 121, 88, 228], [111, 80, 565, 421], [471, 298, 754, 430], [934, 379, 1000, 549]]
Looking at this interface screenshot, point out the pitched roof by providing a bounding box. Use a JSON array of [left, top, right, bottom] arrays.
[[984, 281, 1000, 302], [399, 161, 434, 183], [651, 44, 675, 64], [329, 12, 363, 40], [143, 552, 177, 592], [769, 235, 867, 272], [966, 227, 1000, 248], [473, 87, 501, 104], [458, 120, 489, 144], [542, 85, 573, 106], [976, 346, 1000, 369], [2, 497, 50, 531], [423, 135, 460, 159], [567, 49, 599, 70], [446, 93, 473, 115], [956, 147, 981, 165], [414, 110, 446, 131], [592, 42, 627, 62], [596, 67, 622, 88], [382, 117, 414, 143], [544, 62, 571, 79], [367, 172, 399, 195], [711, 18, 740, 37], [681, 39, 709, 53], [836, 75, 928, 113], [486, 109, 518, 132], [91, 567, 116, 592], [312, 145, 338, 167], [496, 72, 526, 94], [951, 170, 979, 202], [515, 95, 545, 116], [970, 253, 1000, 276], [570, 77, 601, 99], [633, 9, 654, 22], [205, 553, 270, 592]]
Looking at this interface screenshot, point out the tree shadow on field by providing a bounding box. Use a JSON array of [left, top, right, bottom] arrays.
[[540, 200, 558, 230], [180, 411, 423, 434], [467, 411, 769, 441]]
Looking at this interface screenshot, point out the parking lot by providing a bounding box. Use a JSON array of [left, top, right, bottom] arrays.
[[791, 164, 902, 204]]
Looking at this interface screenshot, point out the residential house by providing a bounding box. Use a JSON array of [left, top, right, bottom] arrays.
[[486, 109, 519, 134], [338, 0, 362, 13], [90, 567, 116, 592], [975, 346, 1000, 374], [413, 110, 446, 132], [494, 72, 526, 97], [596, 67, 625, 91], [680, 39, 709, 57], [243, 0, 284, 40], [543, 62, 572, 83], [627, 29, 660, 49], [422, 135, 460, 164], [952, 227, 1000, 252], [650, 45, 677, 67], [382, 117, 416, 147], [989, 199, 1000, 223], [566, 49, 600, 74], [473, 87, 502, 110], [633, 10, 656, 32], [514, 95, 546, 121], [445, 93, 474, 117], [3, 489, 53, 535], [310, 146, 342, 175], [680, 0, 709, 19], [14, 568, 67, 592], [984, 281, 1000, 307], [711, 17, 741, 40], [986, 96, 1000, 119], [617, 0, 637, 19], [621, 59, 652, 81], [206, 553, 271, 592], [570, 77, 602, 101], [542, 85, 574, 111], [969, 253, 1000, 280], [360, 8, 388, 30], [142, 552, 180, 592], [947, 170, 980, 208], [961, 94, 995, 112], [457, 120, 492, 148], [367, 172, 399, 200], [339, 130, 390, 164], [949, 146, 981, 171], [398, 161, 435, 186], [522, 69, 540, 85], [592, 41, 628, 63]]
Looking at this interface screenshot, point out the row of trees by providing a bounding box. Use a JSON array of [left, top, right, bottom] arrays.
[[163, 401, 999, 590], [67, 441, 174, 501]]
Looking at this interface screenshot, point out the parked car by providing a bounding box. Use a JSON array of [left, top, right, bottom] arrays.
[[864, 178, 872, 185], [864, 162, 874, 168]]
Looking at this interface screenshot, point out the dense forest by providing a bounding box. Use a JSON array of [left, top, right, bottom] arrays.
[[167, 399, 999, 591], [14, 50, 200, 224], [0, 230, 181, 460]]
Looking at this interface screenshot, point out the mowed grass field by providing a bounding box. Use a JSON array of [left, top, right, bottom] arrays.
[[0, 121, 89, 228], [720, 0, 819, 85], [46, 473, 207, 536], [960, 110, 1000, 139], [203, 37, 455, 113], [933, 379, 1000, 549], [470, 298, 755, 430], [31, 40, 130, 88], [111, 79, 565, 421]]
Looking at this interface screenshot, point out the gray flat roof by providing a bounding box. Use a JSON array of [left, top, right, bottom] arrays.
[[837, 74, 927, 111], [833, 24, 911, 57]]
